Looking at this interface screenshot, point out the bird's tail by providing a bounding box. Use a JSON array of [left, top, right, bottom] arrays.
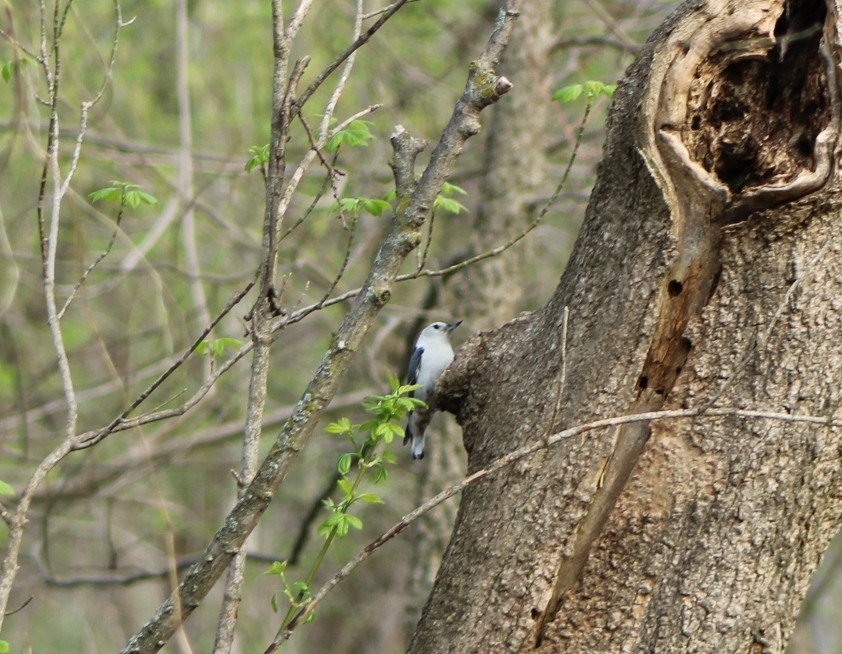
[[404, 410, 432, 460]]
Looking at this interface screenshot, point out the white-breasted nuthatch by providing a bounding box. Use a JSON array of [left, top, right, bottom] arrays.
[[404, 320, 461, 460]]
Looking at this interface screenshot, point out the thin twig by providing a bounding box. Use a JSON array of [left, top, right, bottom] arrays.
[[57, 206, 125, 320], [278, 160, 337, 243], [295, 0, 413, 111], [416, 209, 436, 272], [318, 213, 360, 306], [363, 0, 420, 20]]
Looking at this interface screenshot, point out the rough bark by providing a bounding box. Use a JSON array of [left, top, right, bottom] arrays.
[[411, 0, 842, 651]]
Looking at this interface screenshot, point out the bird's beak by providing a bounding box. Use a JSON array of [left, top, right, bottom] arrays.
[[446, 320, 462, 333]]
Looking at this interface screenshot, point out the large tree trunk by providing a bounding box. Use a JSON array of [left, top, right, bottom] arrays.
[[410, 0, 842, 651]]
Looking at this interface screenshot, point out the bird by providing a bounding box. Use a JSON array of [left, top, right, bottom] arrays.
[[404, 320, 461, 460]]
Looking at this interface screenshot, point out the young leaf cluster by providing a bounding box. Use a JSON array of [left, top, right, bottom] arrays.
[[196, 337, 243, 360], [330, 197, 393, 218], [264, 561, 314, 622], [432, 180, 468, 214], [326, 120, 374, 153], [382, 180, 468, 215], [552, 80, 617, 104], [1, 56, 33, 83], [88, 181, 158, 209], [324, 122, 467, 220], [265, 376, 423, 635], [244, 144, 270, 173]]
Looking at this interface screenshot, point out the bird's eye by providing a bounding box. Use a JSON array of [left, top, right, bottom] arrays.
[[434, 324, 440, 329]]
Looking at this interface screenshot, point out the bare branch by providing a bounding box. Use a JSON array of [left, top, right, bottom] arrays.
[[57, 205, 125, 320]]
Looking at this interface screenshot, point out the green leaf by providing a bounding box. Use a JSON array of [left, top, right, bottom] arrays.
[[89, 181, 157, 208], [326, 120, 374, 152], [326, 417, 353, 435], [265, 560, 288, 577], [439, 181, 467, 197], [358, 492, 384, 504], [197, 337, 242, 359], [344, 514, 363, 531], [124, 191, 142, 209], [88, 186, 122, 204], [3, 57, 34, 83], [245, 144, 270, 172], [553, 80, 616, 103], [291, 580, 310, 596], [333, 514, 350, 537], [217, 337, 243, 350], [0, 479, 13, 495], [335, 198, 361, 215], [270, 592, 280, 613], [398, 396, 426, 412], [322, 513, 345, 527], [433, 181, 468, 214], [583, 80, 604, 98], [333, 197, 392, 218], [0, 640, 8, 654], [358, 418, 379, 434], [361, 397, 382, 413], [337, 477, 353, 496], [552, 83, 584, 104], [361, 198, 392, 216], [371, 464, 388, 484], [337, 453, 352, 475], [433, 196, 468, 214], [134, 190, 159, 206]]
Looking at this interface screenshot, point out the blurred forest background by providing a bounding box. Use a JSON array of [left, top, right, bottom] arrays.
[[0, 0, 838, 652]]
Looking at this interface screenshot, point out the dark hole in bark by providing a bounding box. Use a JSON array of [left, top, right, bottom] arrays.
[[682, 0, 829, 195], [679, 336, 693, 354], [531, 607, 542, 620], [668, 279, 684, 296], [638, 375, 649, 390], [655, 387, 665, 395]]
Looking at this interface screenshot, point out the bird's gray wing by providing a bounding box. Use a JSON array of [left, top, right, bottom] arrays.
[[406, 346, 424, 395]]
